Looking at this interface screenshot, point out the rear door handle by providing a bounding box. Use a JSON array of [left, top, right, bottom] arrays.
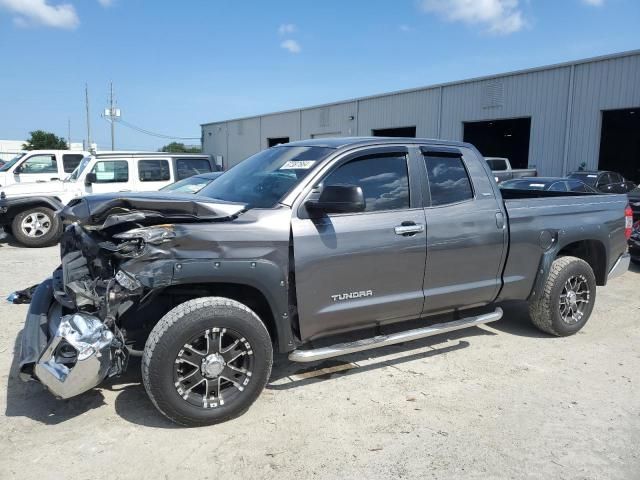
[[394, 223, 424, 236]]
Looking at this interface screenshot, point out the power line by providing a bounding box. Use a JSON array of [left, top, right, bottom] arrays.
[[116, 118, 200, 140]]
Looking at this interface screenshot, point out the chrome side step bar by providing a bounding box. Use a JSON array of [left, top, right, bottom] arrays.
[[288, 307, 503, 362]]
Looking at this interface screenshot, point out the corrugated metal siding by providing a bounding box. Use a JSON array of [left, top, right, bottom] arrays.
[[568, 55, 640, 172], [440, 66, 571, 175], [202, 52, 640, 177], [356, 89, 440, 137], [226, 117, 260, 168], [300, 102, 357, 139], [202, 123, 227, 168], [260, 111, 301, 149]]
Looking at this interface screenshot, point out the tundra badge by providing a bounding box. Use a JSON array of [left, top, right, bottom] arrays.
[[331, 290, 373, 302]]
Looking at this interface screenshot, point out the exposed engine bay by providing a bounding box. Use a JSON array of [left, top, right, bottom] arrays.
[[16, 192, 256, 399]]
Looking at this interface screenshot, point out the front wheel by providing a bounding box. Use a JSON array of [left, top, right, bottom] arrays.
[[142, 297, 273, 427], [11, 207, 62, 247], [529, 256, 597, 336]]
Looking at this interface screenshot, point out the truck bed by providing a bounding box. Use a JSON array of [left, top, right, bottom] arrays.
[[498, 192, 629, 302]]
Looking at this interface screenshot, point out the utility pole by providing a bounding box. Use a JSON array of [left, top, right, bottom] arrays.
[[109, 81, 115, 150], [104, 82, 120, 150], [85, 83, 92, 152]]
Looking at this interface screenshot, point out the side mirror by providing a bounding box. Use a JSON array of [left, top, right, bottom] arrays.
[[305, 184, 365, 214], [85, 172, 97, 186]]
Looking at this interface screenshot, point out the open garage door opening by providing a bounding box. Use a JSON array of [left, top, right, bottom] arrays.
[[598, 108, 640, 183], [463, 118, 531, 169], [268, 137, 290, 147], [372, 126, 416, 137]]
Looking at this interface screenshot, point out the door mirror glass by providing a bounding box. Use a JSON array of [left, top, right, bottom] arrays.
[[306, 185, 365, 214], [85, 172, 97, 186]]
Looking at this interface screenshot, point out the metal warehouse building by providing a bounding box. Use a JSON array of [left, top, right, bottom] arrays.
[[202, 50, 640, 182]]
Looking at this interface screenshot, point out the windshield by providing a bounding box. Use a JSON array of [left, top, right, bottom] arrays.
[[198, 146, 333, 208], [568, 172, 598, 187], [66, 156, 92, 181], [0, 153, 26, 172], [161, 173, 222, 194]]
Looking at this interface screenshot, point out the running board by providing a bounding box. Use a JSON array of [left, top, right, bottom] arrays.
[[288, 307, 503, 363]]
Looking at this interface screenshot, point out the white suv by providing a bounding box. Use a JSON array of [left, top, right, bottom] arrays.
[[0, 151, 215, 247]]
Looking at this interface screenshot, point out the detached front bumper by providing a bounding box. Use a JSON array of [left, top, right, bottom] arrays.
[[17, 278, 117, 399]]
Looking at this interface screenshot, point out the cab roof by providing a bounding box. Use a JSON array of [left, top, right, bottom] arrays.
[[282, 137, 471, 150]]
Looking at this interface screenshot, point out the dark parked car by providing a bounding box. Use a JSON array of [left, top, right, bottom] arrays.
[[568, 171, 636, 194], [500, 177, 598, 193], [628, 186, 640, 222], [160, 171, 223, 194], [629, 220, 640, 265]]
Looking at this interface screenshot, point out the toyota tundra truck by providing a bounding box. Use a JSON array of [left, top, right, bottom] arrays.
[[11, 137, 633, 426]]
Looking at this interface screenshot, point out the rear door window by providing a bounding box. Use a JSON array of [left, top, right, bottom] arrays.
[[62, 154, 85, 173], [138, 159, 170, 182], [597, 173, 613, 187], [424, 155, 474, 206], [176, 158, 212, 180], [92, 160, 129, 183]]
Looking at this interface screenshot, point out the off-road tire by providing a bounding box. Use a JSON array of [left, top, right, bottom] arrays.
[[11, 207, 62, 248], [529, 256, 596, 336], [142, 297, 273, 427]]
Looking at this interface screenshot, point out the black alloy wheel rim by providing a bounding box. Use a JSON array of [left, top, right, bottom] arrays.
[[174, 327, 254, 409], [559, 274, 590, 325]]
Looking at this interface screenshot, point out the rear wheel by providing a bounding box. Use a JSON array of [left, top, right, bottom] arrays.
[[11, 207, 62, 247], [529, 256, 596, 336], [142, 297, 273, 427]]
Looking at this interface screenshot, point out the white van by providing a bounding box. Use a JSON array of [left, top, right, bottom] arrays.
[[0, 150, 89, 187], [0, 151, 215, 247]]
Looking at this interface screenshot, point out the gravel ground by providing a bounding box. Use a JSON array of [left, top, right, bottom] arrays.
[[1, 239, 639, 479]]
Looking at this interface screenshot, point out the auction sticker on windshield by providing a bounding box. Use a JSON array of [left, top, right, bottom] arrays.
[[280, 160, 315, 170]]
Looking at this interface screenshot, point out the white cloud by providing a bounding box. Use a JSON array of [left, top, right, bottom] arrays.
[[0, 0, 79, 29], [278, 23, 297, 35], [98, 0, 115, 7], [581, 0, 604, 5], [419, 0, 525, 35], [280, 39, 301, 53]]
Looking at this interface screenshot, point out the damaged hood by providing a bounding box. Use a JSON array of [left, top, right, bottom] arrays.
[[60, 191, 246, 229]]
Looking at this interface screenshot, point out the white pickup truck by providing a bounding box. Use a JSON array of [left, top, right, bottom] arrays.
[[485, 157, 537, 183], [0, 151, 215, 247]]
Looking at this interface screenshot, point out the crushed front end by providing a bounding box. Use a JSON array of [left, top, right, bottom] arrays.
[[15, 192, 248, 399]]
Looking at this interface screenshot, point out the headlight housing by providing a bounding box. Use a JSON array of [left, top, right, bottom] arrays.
[[113, 225, 176, 244]]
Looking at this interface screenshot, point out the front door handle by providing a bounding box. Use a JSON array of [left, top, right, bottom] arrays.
[[394, 223, 424, 236]]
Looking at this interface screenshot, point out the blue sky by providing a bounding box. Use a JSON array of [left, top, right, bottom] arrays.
[[0, 0, 638, 150]]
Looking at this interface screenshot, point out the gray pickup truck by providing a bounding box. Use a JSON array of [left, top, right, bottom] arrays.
[[13, 137, 632, 426]]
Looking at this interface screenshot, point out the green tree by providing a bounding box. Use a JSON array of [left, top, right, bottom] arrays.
[[159, 142, 201, 153], [22, 130, 68, 150]]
